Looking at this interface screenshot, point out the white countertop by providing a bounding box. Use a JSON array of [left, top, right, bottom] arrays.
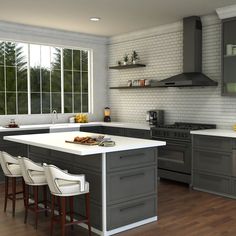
[[191, 129, 236, 138], [4, 131, 165, 156], [0, 122, 151, 132]]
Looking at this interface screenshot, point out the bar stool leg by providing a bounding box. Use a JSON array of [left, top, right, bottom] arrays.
[[85, 193, 91, 236], [12, 177, 16, 217], [33, 186, 39, 229], [50, 195, 55, 236], [69, 196, 74, 229], [24, 185, 29, 224], [43, 185, 48, 216], [61, 196, 66, 236], [22, 178, 26, 207], [4, 176, 9, 212]]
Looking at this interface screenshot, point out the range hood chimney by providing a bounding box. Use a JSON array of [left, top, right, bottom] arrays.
[[156, 16, 218, 87]]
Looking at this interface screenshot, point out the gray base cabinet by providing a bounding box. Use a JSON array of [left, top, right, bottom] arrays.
[[28, 146, 158, 231], [0, 129, 49, 182], [80, 125, 151, 139], [192, 134, 236, 198], [29, 146, 157, 230]]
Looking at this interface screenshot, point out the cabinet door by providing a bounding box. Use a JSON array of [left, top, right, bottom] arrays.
[[124, 128, 150, 139], [80, 126, 103, 133], [222, 19, 236, 95], [102, 126, 124, 136]]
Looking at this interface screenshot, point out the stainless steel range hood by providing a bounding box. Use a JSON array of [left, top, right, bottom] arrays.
[[156, 16, 218, 87]]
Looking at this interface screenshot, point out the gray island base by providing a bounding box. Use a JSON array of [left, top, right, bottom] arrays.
[[4, 131, 165, 236]]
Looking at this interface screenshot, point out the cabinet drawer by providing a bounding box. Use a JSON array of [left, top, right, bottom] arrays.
[[193, 171, 232, 195], [193, 135, 232, 151], [80, 126, 103, 134], [107, 196, 156, 230], [193, 150, 232, 175], [124, 128, 150, 139], [107, 148, 157, 171], [107, 167, 156, 203], [102, 126, 124, 136]]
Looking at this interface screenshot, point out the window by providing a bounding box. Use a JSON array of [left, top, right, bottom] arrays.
[[0, 41, 90, 115]]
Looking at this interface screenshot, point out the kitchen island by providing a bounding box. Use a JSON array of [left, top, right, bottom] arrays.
[[4, 131, 165, 236]]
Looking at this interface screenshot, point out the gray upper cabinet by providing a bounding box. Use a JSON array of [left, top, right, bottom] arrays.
[[222, 17, 236, 96]]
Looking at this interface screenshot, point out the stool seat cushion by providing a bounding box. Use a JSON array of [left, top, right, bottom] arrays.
[[8, 164, 22, 176], [57, 180, 89, 196], [29, 170, 47, 185]]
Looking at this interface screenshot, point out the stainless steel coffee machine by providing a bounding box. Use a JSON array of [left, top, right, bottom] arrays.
[[146, 110, 164, 126]]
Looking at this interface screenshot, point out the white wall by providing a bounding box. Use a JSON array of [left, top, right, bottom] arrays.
[[0, 21, 108, 126], [108, 14, 236, 129]]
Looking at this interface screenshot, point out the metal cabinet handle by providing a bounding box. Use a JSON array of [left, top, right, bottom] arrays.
[[232, 150, 236, 177], [120, 202, 145, 212], [120, 153, 144, 159], [120, 172, 145, 180]]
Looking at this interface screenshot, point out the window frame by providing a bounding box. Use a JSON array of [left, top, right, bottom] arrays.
[[0, 39, 92, 115]]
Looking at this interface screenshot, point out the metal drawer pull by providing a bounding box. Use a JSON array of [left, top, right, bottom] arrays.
[[120, 202, 145, 212], [120, 153, 145, 159], [120, 172, 145, 180]]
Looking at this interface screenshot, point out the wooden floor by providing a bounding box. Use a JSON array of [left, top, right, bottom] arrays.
[[1, 179, 236, 236]]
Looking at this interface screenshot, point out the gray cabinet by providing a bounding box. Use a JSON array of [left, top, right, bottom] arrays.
[[0, 129, 49, 182], [222, 17, 236, 95], [192, 134, 236, 198], [81, 125, 151, 139], [29, 146, 157, 231], [80, 126, 103, 133], [102, 126, 125, 136]]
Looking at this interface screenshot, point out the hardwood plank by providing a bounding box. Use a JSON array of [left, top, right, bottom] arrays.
[[0, 179, 236, 235]]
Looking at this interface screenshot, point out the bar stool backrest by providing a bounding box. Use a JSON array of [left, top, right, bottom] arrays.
[[0, 151, 19, 176], [43, 163, 64, 195], [18, 157, 44, 185]]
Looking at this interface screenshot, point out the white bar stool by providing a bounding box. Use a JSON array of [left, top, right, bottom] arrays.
[[43, 163, 91, 236], [0, 151, 25, 217], [18, 157, 48, 229]]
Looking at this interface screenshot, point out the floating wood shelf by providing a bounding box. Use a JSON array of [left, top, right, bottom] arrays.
[[109, 64, 146, 70], [109, 85, 159, 89]]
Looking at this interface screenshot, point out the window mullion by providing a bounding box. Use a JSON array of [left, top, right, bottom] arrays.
[[27, 44, 31, 114], [4, 43, 7, 115], [61, 48, 64, 114]]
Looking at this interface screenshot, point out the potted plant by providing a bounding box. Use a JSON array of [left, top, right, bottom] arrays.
[[123, 54, 129, 65], [131, 50, 139, 64]]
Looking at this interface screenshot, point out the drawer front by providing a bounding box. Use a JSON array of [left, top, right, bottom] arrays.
[[193, 150, 232, 175], [124, 128, 150, 139], [193, 171, 232, 195], [102, 126, 124, 136], [107, 196, 156, 230], [80, 126, 103, 133], [107, 148, 157, 171], [193, 135, 232, 151], [107, 167, 156, 203]]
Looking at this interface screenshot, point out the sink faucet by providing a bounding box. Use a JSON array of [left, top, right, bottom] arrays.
[[52, 109, 58, 124]]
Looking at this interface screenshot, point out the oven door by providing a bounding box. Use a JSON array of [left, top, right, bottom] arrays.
[[158, 139, 191, 174]]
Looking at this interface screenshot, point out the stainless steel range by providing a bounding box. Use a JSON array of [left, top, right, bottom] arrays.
[[151, 122, 216, 184]]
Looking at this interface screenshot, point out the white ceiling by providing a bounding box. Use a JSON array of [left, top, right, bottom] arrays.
[[0, 0, 236, 37]]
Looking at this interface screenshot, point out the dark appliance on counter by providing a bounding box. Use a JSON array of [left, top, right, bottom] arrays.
[[155, 16, 218, 87], [151, 122, 216, 184], [146, 110, 164, 126]]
